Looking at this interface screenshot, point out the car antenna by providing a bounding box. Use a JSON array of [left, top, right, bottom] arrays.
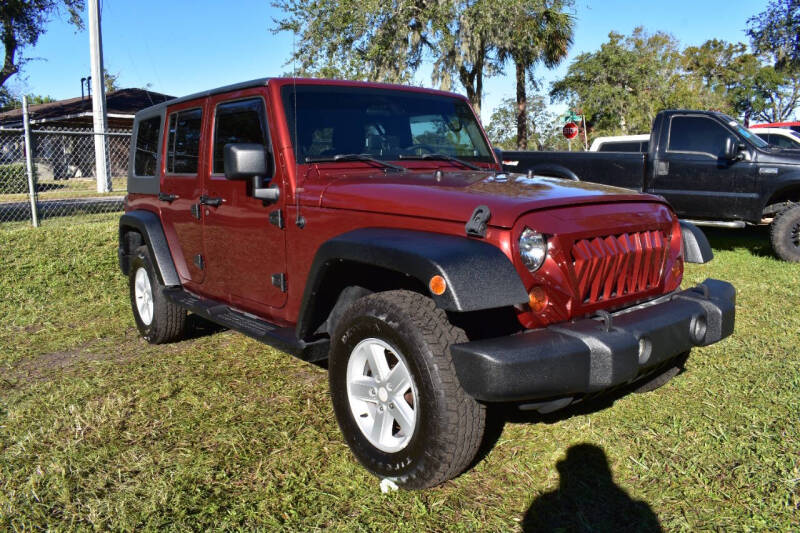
[[292, 33, 305, 229]]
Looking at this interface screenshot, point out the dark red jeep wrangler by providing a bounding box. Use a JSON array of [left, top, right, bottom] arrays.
[[118, 78, 735, 489]]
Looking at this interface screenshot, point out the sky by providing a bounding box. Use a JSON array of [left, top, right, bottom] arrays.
[[6, 0, 773, 123]]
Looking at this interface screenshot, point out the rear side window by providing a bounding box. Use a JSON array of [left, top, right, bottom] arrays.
[[772, 134, 800, 149], [668, 116, 731, 157], [134, 116, 161, 176], [598, 141, 640, 152], [166, 108, 203, 174], [213, 98, 267, 174]]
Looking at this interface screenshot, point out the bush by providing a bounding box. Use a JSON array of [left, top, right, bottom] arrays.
[[0, 163, 28, 194]]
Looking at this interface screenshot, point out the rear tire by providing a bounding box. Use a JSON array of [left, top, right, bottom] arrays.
[[328, 290, 486, 489], [128, 245, 186, 344], [770, 204, 800, 262]]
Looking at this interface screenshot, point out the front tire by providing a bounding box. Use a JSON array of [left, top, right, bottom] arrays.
[[770, 204, 800, 262], [329, 290, 486, 489], [128, 245, 186, 344]]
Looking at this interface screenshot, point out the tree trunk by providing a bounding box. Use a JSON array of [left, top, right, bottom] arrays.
[[515, 59, 527, 150], [0, 21, 19, 89]]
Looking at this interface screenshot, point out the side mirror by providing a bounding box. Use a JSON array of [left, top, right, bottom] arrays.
[[723, 137, 745, 161], [224, 143, 279, 202]]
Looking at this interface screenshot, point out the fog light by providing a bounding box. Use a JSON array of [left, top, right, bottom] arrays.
[[528, 286, 548, 312], [429, 275, 447, 295], [690, 315, 707, 345]]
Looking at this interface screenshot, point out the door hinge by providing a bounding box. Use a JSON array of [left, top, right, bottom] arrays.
[[271, 273, 287, 292], [190, 203, 201, 220], [194, 254, 205, 270], [269, 209, 285, 229], [158, 192, 178, 203]]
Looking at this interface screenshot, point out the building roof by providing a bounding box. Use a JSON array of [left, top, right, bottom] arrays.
[[0, 88, 175, 127]]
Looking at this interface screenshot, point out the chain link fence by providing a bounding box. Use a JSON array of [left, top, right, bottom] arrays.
[[0, 127, 131, 224]]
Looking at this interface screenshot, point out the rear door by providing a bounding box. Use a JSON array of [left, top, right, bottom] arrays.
[[648, 114, 750, 219], [200, 89, 288, 313], [159, 101, 207, 286]]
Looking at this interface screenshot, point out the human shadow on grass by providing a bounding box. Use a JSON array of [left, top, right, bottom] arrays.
[[521, 443, 663, 533], [701, 225, 773, 258]]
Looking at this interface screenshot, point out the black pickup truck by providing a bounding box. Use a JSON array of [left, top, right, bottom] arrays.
[[501, 109, 800, 261]]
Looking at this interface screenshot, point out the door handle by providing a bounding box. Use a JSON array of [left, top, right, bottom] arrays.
[[199, 195, 224, 207]]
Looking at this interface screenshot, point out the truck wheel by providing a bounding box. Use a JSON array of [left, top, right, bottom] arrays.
[[128, 245, 186, 344], [633, 352, 688, 394], [770, 204, 800, 262], [328, 290, 486, 489]]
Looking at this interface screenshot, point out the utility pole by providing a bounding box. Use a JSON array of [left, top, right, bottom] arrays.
[[88, 0, 111, 193]]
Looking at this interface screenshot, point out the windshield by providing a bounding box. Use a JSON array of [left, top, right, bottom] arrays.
[[281, 85, 493, 165], [720, 114, 770, 149]]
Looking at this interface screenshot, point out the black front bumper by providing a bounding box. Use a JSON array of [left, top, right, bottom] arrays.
[[450, 279, 735, 402]]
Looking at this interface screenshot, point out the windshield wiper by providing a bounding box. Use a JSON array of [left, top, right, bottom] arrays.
[[305, 153, 407, 173], [397, 153, 482, 170]]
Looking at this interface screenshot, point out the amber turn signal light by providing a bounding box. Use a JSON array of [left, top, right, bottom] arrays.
[[429, 275, 447, 295], [528, 286, 548, 313]]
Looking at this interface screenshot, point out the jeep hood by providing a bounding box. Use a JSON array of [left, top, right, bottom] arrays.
[[314, 170, 668, 228]]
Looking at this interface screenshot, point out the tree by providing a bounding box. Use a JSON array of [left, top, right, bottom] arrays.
[[486, 93, 573, 150], [684, 40, 799, 123], [551, 28, 727, 137], [747, 0, 800, 73], [104, 68, 119, 93], [495, 0, 573, 149], [272, 0, 574, 117], [0, 86, 55, 111], [1, 1, 85, 89]]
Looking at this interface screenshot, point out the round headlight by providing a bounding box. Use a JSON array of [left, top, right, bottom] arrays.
[[519, 228, 547, 272]]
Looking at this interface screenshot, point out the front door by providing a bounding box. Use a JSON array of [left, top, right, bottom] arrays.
[[648, 114, 743, 219], [200, 90, 288, 313]]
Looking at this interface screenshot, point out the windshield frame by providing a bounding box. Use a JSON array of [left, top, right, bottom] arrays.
[[719, 113, 770, 149], [280, 84, 495, 167]]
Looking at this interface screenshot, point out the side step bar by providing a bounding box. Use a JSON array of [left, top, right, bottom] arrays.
[[682, 219, 746, 229], [164, 288, 328, 361]]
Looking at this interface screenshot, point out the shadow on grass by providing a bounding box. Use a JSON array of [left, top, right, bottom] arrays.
[[183, 314, 227, 340], [521, 443, 663, 532], [701, 225, 773, 258]]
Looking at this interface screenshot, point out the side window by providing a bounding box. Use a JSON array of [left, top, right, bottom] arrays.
[[213, 98, 268, 174], [641, 141, 649, 151], [667, 116, 731, 157], [134, 116, 161, 176], [773, 135, 797, 149], [599, 141, 639, 152], [166, 108, 203, 174], [756, 133, 770, 144]]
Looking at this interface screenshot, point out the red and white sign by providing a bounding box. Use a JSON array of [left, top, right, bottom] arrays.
[[562, 122, 579, 139]]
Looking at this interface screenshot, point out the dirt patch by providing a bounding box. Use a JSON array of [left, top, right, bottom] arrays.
[[2, 340, 138, 390]]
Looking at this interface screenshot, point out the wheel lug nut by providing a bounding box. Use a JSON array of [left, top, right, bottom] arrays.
[[386, 384, 393, 391], [378, 406, 384, 412], [389, 403, 394, 409], [369, 388, 376, 396]]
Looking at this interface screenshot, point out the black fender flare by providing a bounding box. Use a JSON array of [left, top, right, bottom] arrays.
[[528, 164, 580, 182], [680, 220, 713, 264], [296, 228, 529, 339], [118, 210, 181, 286]]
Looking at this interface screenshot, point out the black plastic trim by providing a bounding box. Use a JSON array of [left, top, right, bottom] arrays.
[[296, 228, 529, 340], [163, 288, 327, 362], [118, 210, 181, 286], [450, 278, 735, 402], [680, 220, 714, 264]]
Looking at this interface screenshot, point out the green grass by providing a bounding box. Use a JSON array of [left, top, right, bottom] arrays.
[[1, 217, 798, 531]]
